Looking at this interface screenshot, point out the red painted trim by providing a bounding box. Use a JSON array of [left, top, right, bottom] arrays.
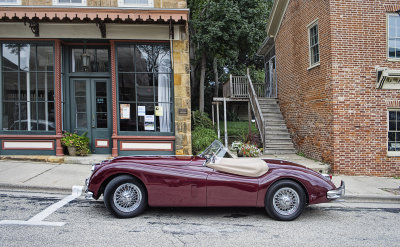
[[95, 139, 109, 148], [112, 136, 176, 141], [110, 40, 119, 157], [54, 39, 64, 156], [0, 135, 59, 139], [2, 140, 54, 150], [119, 141, 173, 151]]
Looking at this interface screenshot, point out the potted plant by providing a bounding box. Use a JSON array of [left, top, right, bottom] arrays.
[[61, 131, 90, 156]]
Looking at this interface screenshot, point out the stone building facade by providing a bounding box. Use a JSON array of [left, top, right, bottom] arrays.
[[0, 0, 191, 156], [258, 0, 400, 176]]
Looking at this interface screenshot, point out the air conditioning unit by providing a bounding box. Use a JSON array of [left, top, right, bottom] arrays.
[[376, 68, 400, 89]]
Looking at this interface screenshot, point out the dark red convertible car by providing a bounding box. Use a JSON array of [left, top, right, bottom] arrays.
[[85, 140, 344, 221]]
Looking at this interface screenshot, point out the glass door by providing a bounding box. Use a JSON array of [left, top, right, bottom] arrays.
[[71, 78, 111, 154]]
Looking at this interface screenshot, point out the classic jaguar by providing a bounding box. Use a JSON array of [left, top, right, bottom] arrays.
[[85, 140, 344, 221]]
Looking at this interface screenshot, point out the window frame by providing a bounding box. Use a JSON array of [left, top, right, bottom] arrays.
[[52, 0, 87, 6], [307, 19, 320, 69], [0, 41, 56, 134], [387, 13, 400, 61], [387, 109, 400, 157], [0, 0, 21, 5], [117, 0, 154, 8], [115, 42, 174, 136]]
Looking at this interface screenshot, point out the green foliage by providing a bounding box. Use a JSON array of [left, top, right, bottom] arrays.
[[192, 127, 218, 154], [220, 121, 258, 140], [192, 110, 213, 130], [227, 111, 240, 122], [61, 131, 90, 156]]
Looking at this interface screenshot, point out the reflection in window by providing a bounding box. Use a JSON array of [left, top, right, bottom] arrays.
[[1, 43, 55, 131], [388, 110, 400, 151], [71, 48, 109, 72], [117, 43, 172, 133], [388, 15, 400, 59]]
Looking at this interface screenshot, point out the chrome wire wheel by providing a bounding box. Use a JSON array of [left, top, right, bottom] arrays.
[[272, 187, 300, 216], [113, 183, 142, 213]]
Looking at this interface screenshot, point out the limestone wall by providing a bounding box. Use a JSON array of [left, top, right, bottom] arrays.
[[173, 39, 192, 155]]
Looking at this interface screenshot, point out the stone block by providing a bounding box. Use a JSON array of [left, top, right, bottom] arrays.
[[174, 74, 182, 86]]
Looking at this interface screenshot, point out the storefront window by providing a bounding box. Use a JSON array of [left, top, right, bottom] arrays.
[[117, 43, 172, 133], [1, 43, 55, 131]]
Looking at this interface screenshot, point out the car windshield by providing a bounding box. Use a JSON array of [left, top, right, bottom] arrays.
[[199, 140, 227, 165]]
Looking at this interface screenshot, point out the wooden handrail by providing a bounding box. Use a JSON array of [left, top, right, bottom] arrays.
[[247, 72, 265, 150]]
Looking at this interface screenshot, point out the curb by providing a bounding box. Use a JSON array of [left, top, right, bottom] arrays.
[[0, 155, 64, 164], [343, 195, 400, 202], [0, 183, 77, 194]]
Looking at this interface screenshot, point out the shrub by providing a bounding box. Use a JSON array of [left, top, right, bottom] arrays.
[[192, 110, 213, 130], [61, 131, 90, 156], [192, 127, 218, 154]]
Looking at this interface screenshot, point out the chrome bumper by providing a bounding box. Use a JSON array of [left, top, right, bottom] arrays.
[[327, 180, 345, 200], [84, 178, 94, 200]]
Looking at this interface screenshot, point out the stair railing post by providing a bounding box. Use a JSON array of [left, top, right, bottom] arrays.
[[229, 74, 233, 98], [223, 97, 228, 148]]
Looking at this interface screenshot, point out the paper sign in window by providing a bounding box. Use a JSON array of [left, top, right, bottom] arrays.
[[138, 106, 146, 116], [155, 106, 163, 116], [120, 104, 130, 119], [144, 115, 155, 131]]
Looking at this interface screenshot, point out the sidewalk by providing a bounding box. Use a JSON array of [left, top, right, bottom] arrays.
[[0, 156, 399, 202]]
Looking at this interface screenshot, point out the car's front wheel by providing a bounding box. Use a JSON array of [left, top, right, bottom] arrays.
[[104, 175, 147, 218], [265, 180, 306, 221]]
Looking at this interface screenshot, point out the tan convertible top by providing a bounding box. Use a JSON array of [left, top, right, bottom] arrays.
[[207, 158, 269, 177]]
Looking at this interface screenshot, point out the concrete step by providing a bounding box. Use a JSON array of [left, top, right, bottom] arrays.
[[264, 148, 297, 155], [260, 107, 281, 113], [265, 138, 293, 144], [263, 115, 284, 120], [265, 125, 288, 130], [265, 129, 290, 135]]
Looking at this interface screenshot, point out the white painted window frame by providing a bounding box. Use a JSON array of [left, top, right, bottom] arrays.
[[0, 0, 21, 5], [387, 109, 400, 157], [387, 13, 400, 62], [118, 0, 153, 8], [52, 0, 87, 6], [307, 19, 320, 70]]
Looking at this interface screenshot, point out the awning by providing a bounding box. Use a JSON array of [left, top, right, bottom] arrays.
[[0, 7, 188, 38]]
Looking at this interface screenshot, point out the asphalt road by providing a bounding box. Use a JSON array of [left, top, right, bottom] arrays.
[[0, 189, 399, 247]]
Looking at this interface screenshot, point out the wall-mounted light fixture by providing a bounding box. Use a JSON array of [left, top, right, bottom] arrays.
[[81, 41, 90, 71]]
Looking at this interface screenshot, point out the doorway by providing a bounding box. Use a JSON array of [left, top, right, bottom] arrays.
[[70, 78, 111, 154]]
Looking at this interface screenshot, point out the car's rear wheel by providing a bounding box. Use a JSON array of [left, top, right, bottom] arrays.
[[104, 175, 147, 218], [265, 180, 306, 221]]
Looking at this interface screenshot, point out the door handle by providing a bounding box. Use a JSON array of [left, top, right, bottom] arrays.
[[92, 114, 95, 128]]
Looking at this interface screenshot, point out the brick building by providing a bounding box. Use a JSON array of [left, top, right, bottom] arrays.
[[258, 0, 400, 176], [0, 0, 191, 156]]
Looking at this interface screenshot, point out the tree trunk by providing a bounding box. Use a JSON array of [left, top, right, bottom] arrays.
[[199, 52, 206, 112], [213, 57, 219, 97]]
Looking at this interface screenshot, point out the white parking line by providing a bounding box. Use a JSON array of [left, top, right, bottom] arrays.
[[0, 186, 83, 227]]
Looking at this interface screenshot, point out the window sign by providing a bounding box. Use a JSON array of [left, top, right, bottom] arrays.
[[155, 106, 163, 116], [138, 106, 146, 116], [144, 115, 154, 131], [52, 0, 87, 6], [118, 0, 153, 7], [120, 104, 130, 119]]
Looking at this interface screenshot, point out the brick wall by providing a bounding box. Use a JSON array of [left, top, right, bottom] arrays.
[[276, 0, 400, 176], [275, 0, 334, 165], [330, 0, 400, 176]]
